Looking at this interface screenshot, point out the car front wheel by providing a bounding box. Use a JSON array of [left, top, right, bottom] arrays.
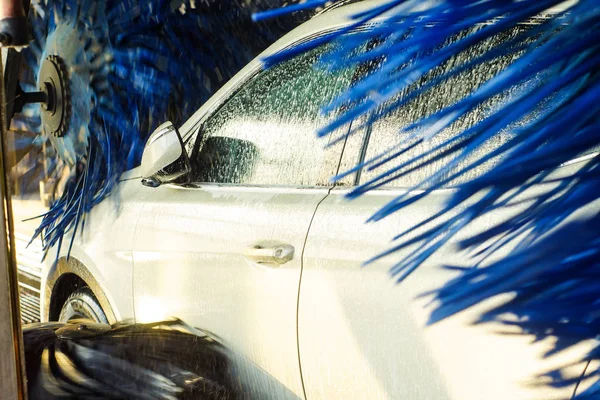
[[58, 287, 108, 324]]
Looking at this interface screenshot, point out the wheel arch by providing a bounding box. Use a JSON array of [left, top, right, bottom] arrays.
[[44, 256, 117, 324]]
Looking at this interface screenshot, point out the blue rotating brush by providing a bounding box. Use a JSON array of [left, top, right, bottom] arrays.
[[257, 0, 600, 396], [23, 318, 243, 398], [11, 0, 301, 257]]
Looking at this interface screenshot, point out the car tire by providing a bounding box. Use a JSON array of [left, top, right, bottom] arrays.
[[58, 287, 108, 324]]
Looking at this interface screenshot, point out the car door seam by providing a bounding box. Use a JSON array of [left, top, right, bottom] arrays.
[[571, 359, 592, 399], [296, 186, 333, 400]]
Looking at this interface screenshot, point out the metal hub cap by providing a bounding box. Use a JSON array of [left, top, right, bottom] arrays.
[[39, 55, 71, 137]]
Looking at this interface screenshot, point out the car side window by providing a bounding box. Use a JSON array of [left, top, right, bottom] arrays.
[[191, 43, 358, 187], [357, 25, 547, 188]]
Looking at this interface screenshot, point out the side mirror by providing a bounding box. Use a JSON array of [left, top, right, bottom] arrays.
[[140, 121, 191, 187]]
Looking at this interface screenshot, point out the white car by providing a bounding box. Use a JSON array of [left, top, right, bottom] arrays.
[[42, 1, 594, 399]]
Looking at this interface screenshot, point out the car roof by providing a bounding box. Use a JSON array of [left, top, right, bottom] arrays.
[[179, 0, 574, 140], [179, 0, 386, 139]]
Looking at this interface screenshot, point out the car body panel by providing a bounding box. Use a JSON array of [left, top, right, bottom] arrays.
[[41, 166, 152, 323], [131, 183, 330, 399], [299, 158, 597, 400]]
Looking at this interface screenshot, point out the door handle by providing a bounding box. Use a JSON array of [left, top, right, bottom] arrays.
[[244, 243, 294, 265]]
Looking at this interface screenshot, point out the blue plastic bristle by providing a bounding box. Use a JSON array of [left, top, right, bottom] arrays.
[[17, 1, 303, 258], [259, 0, 600, 395]]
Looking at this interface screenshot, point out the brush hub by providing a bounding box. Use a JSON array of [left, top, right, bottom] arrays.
[[39, 55, 71, 137]]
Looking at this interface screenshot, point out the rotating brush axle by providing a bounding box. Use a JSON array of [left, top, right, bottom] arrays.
[[11, 55, 71, 138]]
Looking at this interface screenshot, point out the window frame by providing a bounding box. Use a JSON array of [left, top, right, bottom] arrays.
[[183, 29, 342, 149], [184, 28, 359, 189]]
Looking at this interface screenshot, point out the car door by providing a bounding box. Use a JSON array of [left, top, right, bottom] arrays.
[[299, 167, 595, 400], [298, 44, 595, 399], [131, 41, 361, 399]]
